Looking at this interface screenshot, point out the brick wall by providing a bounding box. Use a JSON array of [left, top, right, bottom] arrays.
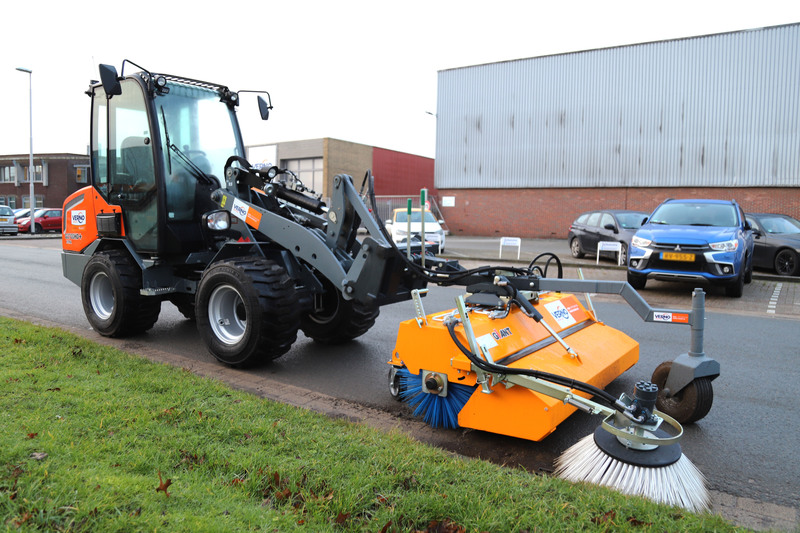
[[438, 187, 800, 238]]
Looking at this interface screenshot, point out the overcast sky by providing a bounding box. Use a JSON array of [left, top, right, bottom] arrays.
[[2, 0, 798, 159]]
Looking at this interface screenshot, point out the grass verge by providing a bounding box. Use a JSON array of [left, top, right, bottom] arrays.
[[0, 317, 744, 532]]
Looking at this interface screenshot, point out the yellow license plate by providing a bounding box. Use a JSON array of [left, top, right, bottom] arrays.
[[0, 217, 10, 223], [661, 252, 695, 262]]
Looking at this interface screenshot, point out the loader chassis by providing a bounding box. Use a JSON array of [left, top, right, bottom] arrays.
[[62, 64, 428, 366]]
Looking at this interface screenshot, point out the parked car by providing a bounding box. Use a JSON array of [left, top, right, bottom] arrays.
[[627, 199, 754, 297], [567, 209, 647, 264], [745, 212, 800, 276], [385, 208, 446, 253], [0, 205, 19, 235], [16, 208, 63, 233], [13, 208, 31, 223]]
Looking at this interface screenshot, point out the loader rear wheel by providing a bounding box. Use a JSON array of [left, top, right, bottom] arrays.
[[81, 249, 161, 337], [300, 280, 379, 344], [651, 361, 713, 424], [196, 258, 300, 366]]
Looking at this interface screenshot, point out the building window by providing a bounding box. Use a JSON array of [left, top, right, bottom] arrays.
[[22, 195, 44, 209], [75, 165, 89, 184], [283, 157, 323, 196], [0, 196, 16, 208], [1, 166, 17, 183]]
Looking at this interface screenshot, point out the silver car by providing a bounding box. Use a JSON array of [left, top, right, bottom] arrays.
[[0, 205, 19, 235]]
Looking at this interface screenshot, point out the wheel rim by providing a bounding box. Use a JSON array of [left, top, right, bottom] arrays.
[[89, 271, 115, 321], [208, 284, 247, 345], [776, 250, 796, 276], [570, 239, 580, 256]]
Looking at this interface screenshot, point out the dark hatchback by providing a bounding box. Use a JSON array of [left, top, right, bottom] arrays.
[[745, 213, 800, 276], [568, 209, 647, 264]]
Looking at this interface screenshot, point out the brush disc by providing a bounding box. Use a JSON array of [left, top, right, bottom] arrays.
[[593, 426, 682, 467], [396, 368, 476, 429]]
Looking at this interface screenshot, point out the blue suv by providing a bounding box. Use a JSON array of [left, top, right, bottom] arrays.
[[627, 199, 754, 297]]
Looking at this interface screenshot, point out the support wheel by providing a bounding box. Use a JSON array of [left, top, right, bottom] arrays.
[[774, 249, 799, 276], [81, 249, 161, 337], [569, 238, 584, 258], [300, 279, 379, 344], [388, 367, 405, 401], [651, 361, 713, 424], [627, 271, 647, 290], [196, 258, 300, 366]]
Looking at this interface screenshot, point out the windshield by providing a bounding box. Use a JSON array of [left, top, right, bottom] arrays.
[[650, 202, 737, 227], [616, 212, 646, 229], [758, 215, 800, 234], [155, 82, 243, 184], [396, 210, 438, 224]]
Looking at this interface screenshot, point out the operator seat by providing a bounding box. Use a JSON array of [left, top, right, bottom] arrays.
[[121, 136, 154, 188]]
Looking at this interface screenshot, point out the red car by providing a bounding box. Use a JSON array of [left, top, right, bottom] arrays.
[[16, 208, 63, 233]]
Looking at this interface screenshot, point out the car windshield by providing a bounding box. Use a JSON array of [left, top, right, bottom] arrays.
[[396, 211, 437, 223], [33, 209, 47, 217], [616, 212, 645, 229], [758, 215, 800, 234], [0, 206, 13, 216], [650, 202, 737, 227]]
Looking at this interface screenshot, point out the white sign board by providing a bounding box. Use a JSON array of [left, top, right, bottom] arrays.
[[597, 241, 623, 265], [499, 236, 521, 260]]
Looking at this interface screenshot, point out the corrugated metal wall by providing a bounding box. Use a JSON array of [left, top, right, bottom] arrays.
[[435, 24, 800, 189]]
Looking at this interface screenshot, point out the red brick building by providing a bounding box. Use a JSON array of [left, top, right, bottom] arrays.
[[0, 153, 89, 210]]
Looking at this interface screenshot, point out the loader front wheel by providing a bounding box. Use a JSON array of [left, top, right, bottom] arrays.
[[651, 361, 713, 424], [81, 249, 161, 337], [300, 280, 379, 344], [196, 258, 300, 366]]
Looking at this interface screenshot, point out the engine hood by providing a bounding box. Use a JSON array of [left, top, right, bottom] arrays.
[[636, 225, 738, 245]]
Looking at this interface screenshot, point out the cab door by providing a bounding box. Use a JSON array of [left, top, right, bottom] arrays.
[[92, 79, 159, 252]]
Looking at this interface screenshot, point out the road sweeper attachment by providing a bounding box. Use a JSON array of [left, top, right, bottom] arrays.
[[388, 268, 716, 512]]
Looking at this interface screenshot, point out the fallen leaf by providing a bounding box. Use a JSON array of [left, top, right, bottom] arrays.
[[30, 452, 48, 461], [335, 512, 350, 524], [592, 510, 616, 524], [627, 516, 653, 527], [27, 433, 38, 439], [156, 471, 172, 497]]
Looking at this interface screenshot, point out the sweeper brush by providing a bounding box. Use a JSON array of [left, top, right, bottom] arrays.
[[388, 272, 716, 512]]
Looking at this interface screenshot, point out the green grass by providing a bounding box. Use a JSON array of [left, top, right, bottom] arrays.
[[0, 317, 744, 532]]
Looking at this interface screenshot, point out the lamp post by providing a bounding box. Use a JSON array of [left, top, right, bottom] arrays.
[[16, 67, 35, 234]]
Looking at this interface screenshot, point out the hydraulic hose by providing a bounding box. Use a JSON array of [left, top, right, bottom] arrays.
[[444, 317, 621, 409]]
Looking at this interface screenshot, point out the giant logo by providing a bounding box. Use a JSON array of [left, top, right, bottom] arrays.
[[71, 210, 87, 226]]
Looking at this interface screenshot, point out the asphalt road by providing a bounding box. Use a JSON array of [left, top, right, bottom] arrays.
[[1, 236, 798, 531]]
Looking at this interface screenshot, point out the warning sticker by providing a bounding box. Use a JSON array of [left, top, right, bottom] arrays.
[[544, 300, 577, 328]]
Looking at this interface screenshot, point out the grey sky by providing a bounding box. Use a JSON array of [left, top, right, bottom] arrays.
[[2, 0, 798, 159]]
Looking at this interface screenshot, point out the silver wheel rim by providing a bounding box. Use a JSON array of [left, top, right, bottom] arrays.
[[89, 271, 114, 321], [208, 284, 246, 345]]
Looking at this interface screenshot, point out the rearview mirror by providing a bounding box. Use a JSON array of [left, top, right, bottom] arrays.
[[99, 64, 122, 96], [257, 95, 271, 120]]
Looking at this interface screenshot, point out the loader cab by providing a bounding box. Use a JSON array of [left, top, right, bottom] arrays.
[[90, 64, 248, 257]]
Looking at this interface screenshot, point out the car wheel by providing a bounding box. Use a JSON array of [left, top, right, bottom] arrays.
[[774, 249, 799, 276], [569, 238, 584, 258], [725, 269, 745, 298], [627, 271, 646, 290], [744, 255, 753, 284], [34, 223, 43, 233], [616, 242, 628, 265]]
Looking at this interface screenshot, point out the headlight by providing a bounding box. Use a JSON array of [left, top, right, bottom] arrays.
[[710, 239, 739, 251], [632, 235, 651, 248], [204, 210, 231, 231]]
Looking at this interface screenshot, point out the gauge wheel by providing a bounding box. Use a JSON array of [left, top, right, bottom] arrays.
[[651, 361, 713, 424], [81, 249, 161, 337], [570, 238, 585, 258], [196, 258, 300, 366], [300, 278, 379, 344], [388, 366, 406, 401], [774, 249, 799, 276]]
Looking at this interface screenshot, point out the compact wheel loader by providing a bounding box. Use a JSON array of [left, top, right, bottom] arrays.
[[63, 62, 718, 510]]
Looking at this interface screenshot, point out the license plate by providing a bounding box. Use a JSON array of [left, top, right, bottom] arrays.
[[661, 252, 695, 262], [0, 217, 10, 223]]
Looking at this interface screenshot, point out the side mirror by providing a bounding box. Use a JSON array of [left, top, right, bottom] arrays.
[[385, 219, 392, 226], [99, 64, 122, 96], [257, 95, 271, 120], [604, 223, 617, 233]]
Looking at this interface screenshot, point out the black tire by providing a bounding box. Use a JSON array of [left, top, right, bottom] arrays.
[[34, 223, 43, 234], [627, 271, 646, 290], [196, 258, 300, 366], [569, 238, 584, 258], [725, 269, 745, 297], [81, 249, 161, 337], [651, 361, 713, 424], [300, 279, 379, 344], [388, 367, 405, 401], [774, 249, 799, 276], [744, 256, 753, 284]]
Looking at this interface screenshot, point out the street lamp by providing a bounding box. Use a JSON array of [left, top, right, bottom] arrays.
[[16, 67, 35, 234]]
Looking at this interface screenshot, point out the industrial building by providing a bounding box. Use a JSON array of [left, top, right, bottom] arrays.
[[434, 23, 800, 238], [0, 153, 89, 210]]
